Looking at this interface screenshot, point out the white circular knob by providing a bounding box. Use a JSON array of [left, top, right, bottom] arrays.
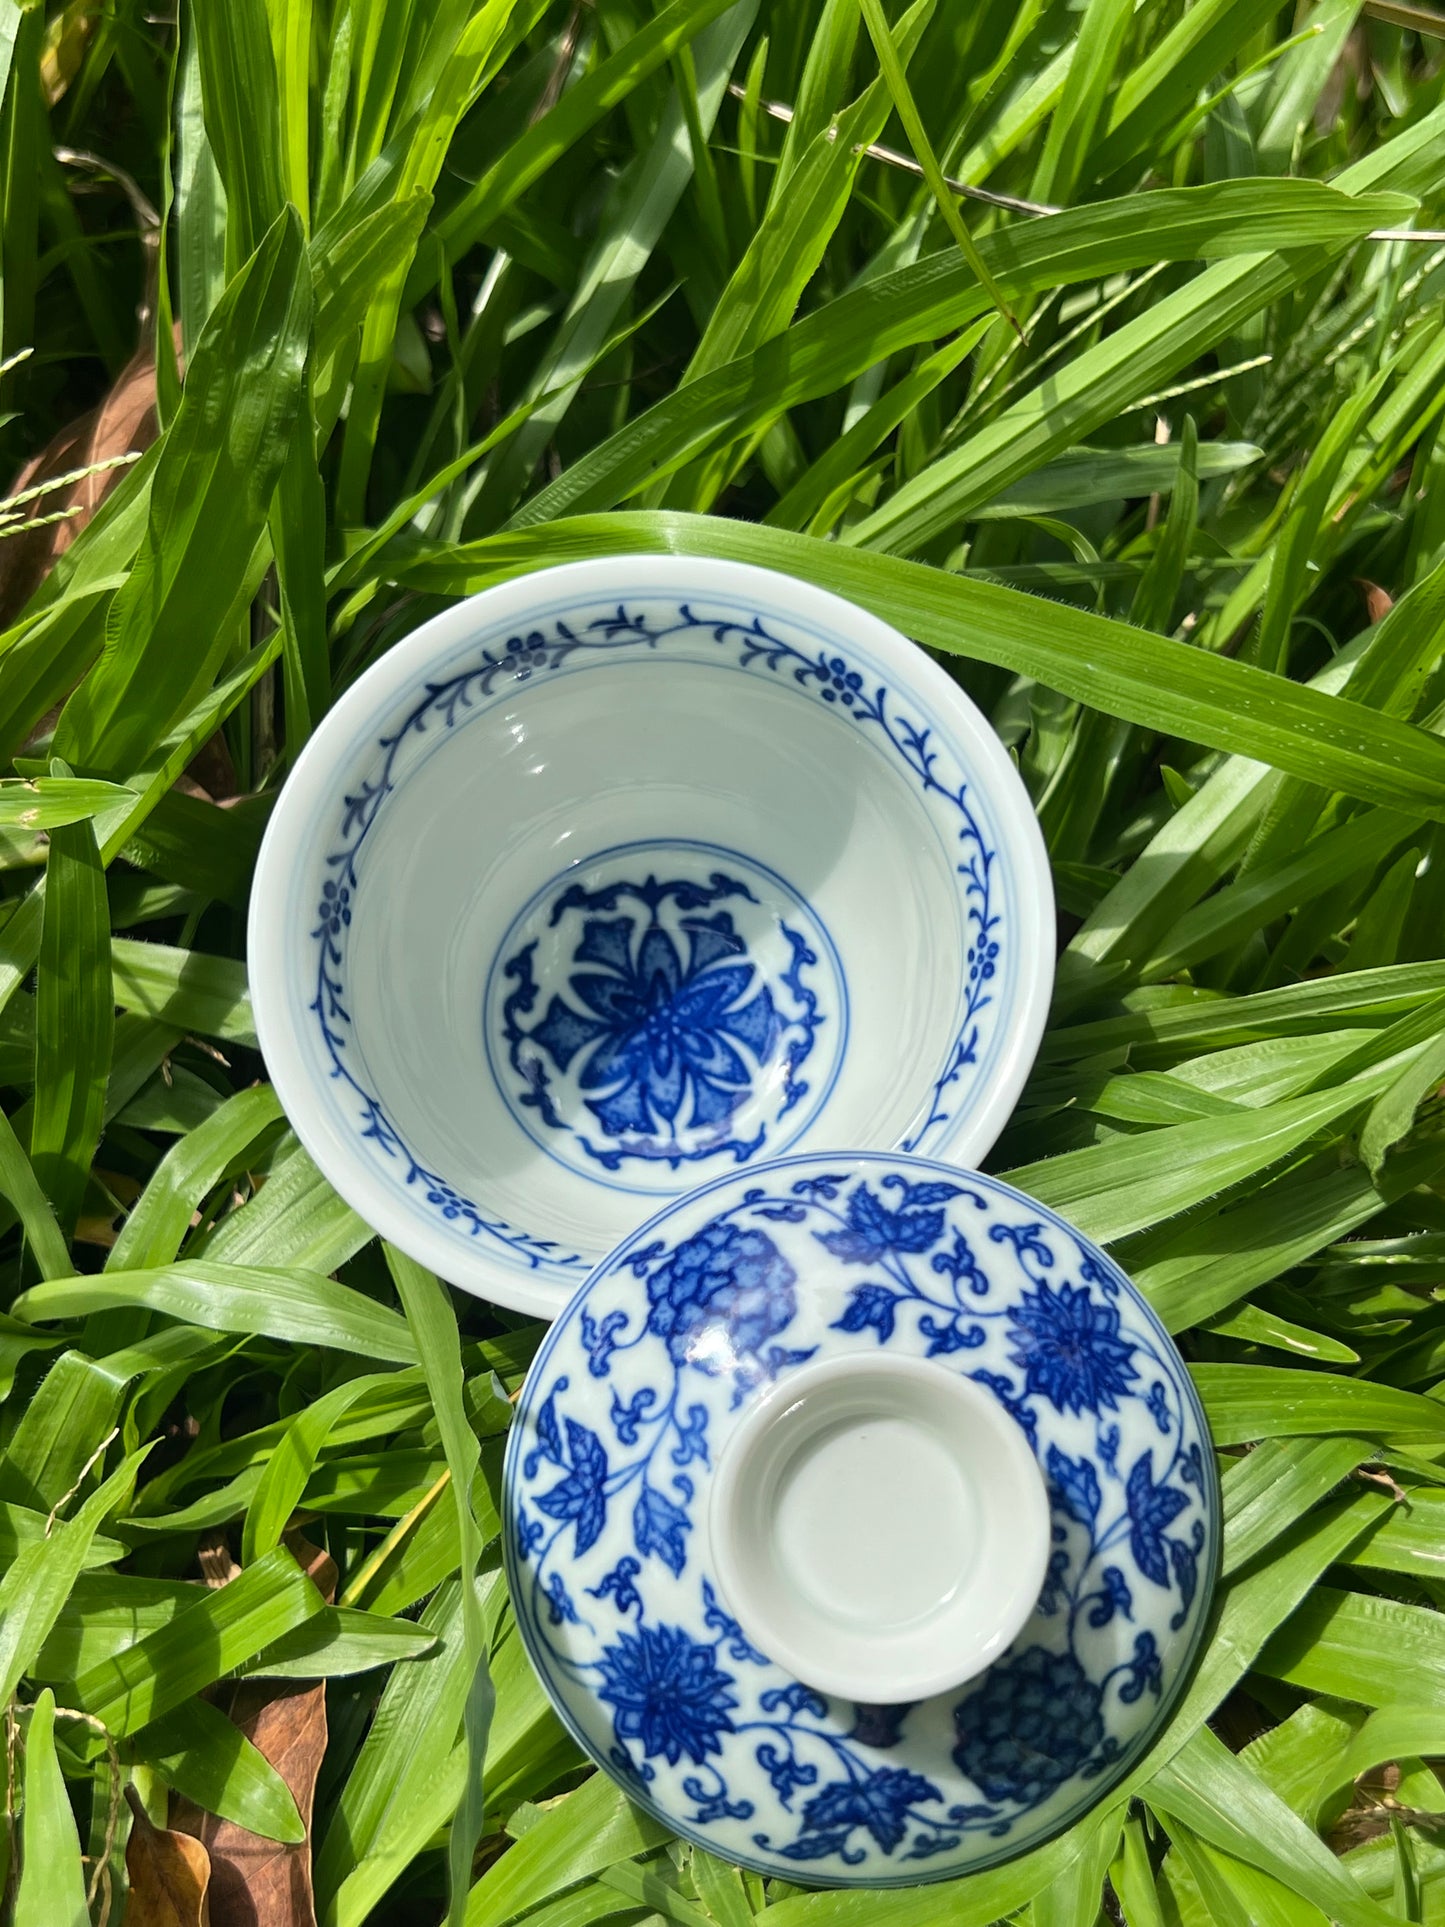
[[708, 1353, 1051, 1705]]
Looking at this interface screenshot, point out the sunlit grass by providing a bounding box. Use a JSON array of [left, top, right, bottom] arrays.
[[3, 1, 1445, 1922]]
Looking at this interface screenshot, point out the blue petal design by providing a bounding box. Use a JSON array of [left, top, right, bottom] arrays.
[[1006, 1279, 1138, 1417], [1125, 1450, 1190, 1588], [535, 1417, 609, 1555], [634, 1481, 691, 1576], [1046, 1445, 1101, 1527], [597, 1621, 738, 1767]]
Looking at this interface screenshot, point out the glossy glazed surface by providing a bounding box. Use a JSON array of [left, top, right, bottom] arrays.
[[503, 1154, 1219, 1883]]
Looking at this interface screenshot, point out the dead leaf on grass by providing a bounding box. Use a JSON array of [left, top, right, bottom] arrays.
[[169, 1534, 335, 1927], [124, 1783, 212, 1926], [0, 331, 173, 625]]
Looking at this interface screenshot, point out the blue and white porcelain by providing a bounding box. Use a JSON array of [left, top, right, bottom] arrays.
[[248, 558, 1053, 1316], [503, 1153, 1218, 1885]]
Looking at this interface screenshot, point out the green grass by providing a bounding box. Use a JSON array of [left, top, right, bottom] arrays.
[[3, 0, 1445, 1921]]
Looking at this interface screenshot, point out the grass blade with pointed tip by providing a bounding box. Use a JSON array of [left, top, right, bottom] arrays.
[[393, 514, 1445, 822], [54, 207, 311, 777], [13, 1691, 89, 1927], [856, 0, 1020, 338], [387, 1244, 493, 1927], [12, 1261, 417, 1362], [29, 810, 110, 1235]]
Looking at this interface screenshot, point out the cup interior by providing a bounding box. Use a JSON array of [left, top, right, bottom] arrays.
[[708, 1354, 1052, 1704], [344, 653, 966, 1237]]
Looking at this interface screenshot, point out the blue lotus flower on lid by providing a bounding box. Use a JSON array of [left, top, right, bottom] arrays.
[[596, 1621, 739, 1767], [1005, 1280, 1138, 1418]]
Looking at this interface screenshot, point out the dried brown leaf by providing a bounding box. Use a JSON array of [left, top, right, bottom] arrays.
[[282, 1532, 338, 1605], [0, 324, 179, 626], [1358, 578, 1395, 625], [197, 1532, 242, 1589], [124, 1784, 212, 1926], [171, 1683, 327, 1927], [169, 1534, 335, 1927]]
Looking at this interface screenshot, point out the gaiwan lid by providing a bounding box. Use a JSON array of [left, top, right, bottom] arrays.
[[502, 1153, 1219, 1887]]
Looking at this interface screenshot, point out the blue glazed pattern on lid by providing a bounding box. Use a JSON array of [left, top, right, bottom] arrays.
[[503, 1154, 1219, 1886]]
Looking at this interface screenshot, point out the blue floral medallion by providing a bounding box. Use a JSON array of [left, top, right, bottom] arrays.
[[503, 1154, 1218, 1886], [484, 842, 846, 1189], [306, 593, 1016, 1290]]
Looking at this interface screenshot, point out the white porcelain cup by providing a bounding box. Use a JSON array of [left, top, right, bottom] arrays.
[[708, 1353, 1051, 1704], [249, 556, 1053, 1316]]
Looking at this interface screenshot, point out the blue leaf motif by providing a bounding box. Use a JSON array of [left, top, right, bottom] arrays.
[[795, 1768, 942, 1854], [545, 1572, 579, 1624], [817, 1184, 947, 1262], [703, 1577, 768, 1663], [919, 1315, 985, 1356], [1118, 1630, 1163, 1704], [772, 1826, 863, 1865], [610, 1386, 656, 1444], [760, 1681, 829, 1718], [686, 1782, 755, 1824], [757, 1742, 819, 1809], [760, 1343, 818, 1380], [969, 1369, 1038, 1449], [988, 1220, 1056, 1270], [671, 1402, 710, 1467], [514, 1502, 544, 1561], [831, 1283, 899, 1342], [1036, 1547, 1071, 1617], [1146, 1380, 1171, 1434], [634, 1481, 691, 1576], [1125, 1451, 1190, 1588], [626, 1238, 666, 1277], [524, 1374, 569, 1477], [583, 1308, 629, 1377], [535, 1417, 609, 1554], [1046, 1445, 1101, 1527], [930, 1228, 990, 1297], [880, 1176, 965, 1210], [791, 1174, 847, 1201]]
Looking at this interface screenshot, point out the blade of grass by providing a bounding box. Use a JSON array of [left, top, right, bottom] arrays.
[[13, 1691, 89, 1927], [387, 1246, 492, 1927], [393, 512, 1445, 823], [29, 809, 111, 1235], [856, 0, 1021, 338], [13, 1261, 417, 1363], [55, 207, 311, 776]]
